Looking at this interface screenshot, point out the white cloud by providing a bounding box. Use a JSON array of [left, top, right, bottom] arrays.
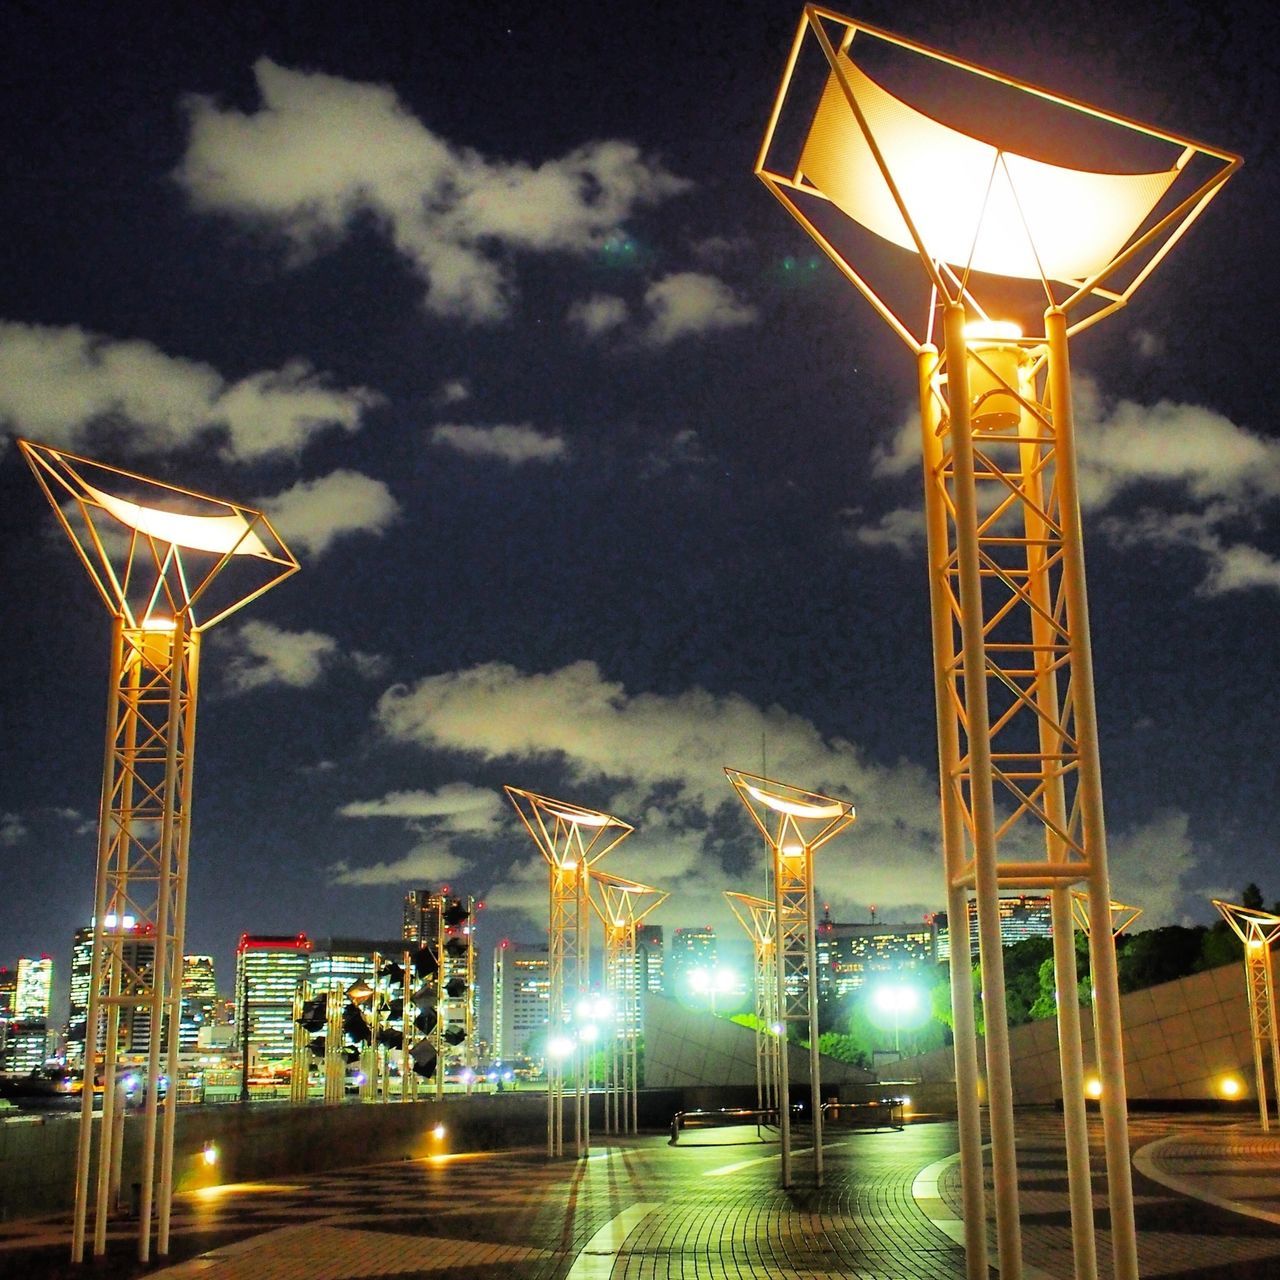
[[217, 619, 387, 693], [0, 813, 27, 847], [260, 469, 399, 557], [429, 423, 568, 465], [338, 782, 502, 833], [0, 322, 378, 460], [1130, 329, 1164, 359], [642, 273, 757, 345], [329, 840, 468, 887], [369, 659, 943, 928], [434, 379, 469, 405], [862, 376, 1280, 594], [1107, 809, 1199, 927], [848, 506, 924, 554], [567, 294, 629, 338], [219, 620, 337, 692], [177, 59, 690, 321]]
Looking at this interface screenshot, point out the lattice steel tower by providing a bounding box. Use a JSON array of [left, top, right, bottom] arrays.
[[756, 12, 1237, 1279], [20, 442, 297, 1264]]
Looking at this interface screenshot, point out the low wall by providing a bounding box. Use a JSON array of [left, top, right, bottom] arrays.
[[0, 1086, 770, 1223]]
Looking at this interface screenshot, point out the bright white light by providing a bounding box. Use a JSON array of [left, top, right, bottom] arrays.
[[872, 984, 921, 1015], [202, 1142, 218, 1167], [432, 1123, 446, 1140], [964, 320, 1022, 341], [579, 1024, 599, 1043], [84, 480, 271, 558], [744, 783, 846, 820], [545, 805, 614, 828], [548, 1036, 574, 1060]]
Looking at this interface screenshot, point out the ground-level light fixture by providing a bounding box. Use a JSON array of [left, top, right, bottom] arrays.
[[756, 13, 1236, 1280]]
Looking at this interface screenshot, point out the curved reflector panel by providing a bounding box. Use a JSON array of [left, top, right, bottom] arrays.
[[84, 481, 272, 558], [744, 783, 847, 820], [799, 55, 1178, 282], [545, 805, 616, 828]]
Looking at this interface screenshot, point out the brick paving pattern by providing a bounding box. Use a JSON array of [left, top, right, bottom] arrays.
[[4, 1113, 1280, 1278]]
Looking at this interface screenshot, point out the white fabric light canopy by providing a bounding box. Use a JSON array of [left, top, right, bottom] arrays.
[[799, 54, 1178, 282], [84, 481, 272, 557]]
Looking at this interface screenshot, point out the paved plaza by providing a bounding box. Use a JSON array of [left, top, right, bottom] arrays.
[[4, 1111, 1280, 1279]]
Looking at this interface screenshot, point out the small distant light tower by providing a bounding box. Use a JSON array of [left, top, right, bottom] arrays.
[[725, 769, 855, 1188], [589, 872, 668, 1135], [19, 441, 297, 1264], [1212, 900, 1280, 1131], [504, 788, 633, 1157], [1071, 891, 1143, 940], [725, 891, 780, 1117], [756, 14, 1237, 1279]]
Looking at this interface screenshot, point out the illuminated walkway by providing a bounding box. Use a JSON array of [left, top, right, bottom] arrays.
[[5, 1113, 1280, 1278]]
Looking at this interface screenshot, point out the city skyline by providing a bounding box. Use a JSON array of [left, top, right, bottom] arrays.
[[0, 1, 1276, 999]]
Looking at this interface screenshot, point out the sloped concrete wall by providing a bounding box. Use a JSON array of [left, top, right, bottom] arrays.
[[897, 961, 1254, 1106], [643, 993, 874, 1089]]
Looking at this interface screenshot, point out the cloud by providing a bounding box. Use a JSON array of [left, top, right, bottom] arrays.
[[1107, 809, 1200, 927], [0, 322, 378, 460], [861, 376, 1280, 594], [177, 59, 690, 321], [338, 782, 502, 833], [429, 423, 568, 465], [329, 840, 468, 887], [434, 379, 470, 406], [642, 273, 757, 345], [0, 813, 27, 847], [567, 294, 629, 338], [217, 619, 386, 693], [260, 469, 399, 557], [367, 659, 943, 928], [846, 506, 924, 554]]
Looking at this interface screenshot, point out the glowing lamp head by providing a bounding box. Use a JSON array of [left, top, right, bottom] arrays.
[[963, 320, 1026, 432], [548, 1035, 574, 1060], [1218, 1075, 1243, 1099], [432, 1122, 446, 1140], [1085, 1077, 1103, 1099], [201, 1141, 219, 1167]]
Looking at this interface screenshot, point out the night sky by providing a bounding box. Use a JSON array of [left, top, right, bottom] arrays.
[[0, 0, 1276, 1011]]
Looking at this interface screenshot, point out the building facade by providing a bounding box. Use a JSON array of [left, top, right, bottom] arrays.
[[65, 919, 157, 1066], [635, 925, 665, 996], [235, 935, 312, 1069], [815, 912, 938, 998], [15, 956, 53, 1021], [935, 896, 1053, 961], [669, 926, 717, 996], [492, 941, 549, 1062]]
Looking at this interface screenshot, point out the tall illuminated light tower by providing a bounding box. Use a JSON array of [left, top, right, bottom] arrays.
[[725, 891, 780, 1116], [20, 442, 298, 1263], [725, 769, 854, 1187], [1212, 900, 1280, 1131], [589, 872, 667, 1134], [756, 12, 1238, 1280], [504, 787, 633, 1157]]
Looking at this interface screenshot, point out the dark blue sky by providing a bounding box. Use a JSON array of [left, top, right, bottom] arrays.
[[0, 0, 1276, 1007]]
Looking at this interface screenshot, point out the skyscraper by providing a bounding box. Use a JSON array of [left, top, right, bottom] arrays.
[[669, 926, 717, 995], [66, 919, 157, 1066], [635, 924, 665, 995], [935, 896, 1053, 961], [814, 910, 937, 998], [492, 941, 549, 1062], [15, 956, 53, 1020], [235, 935, 312, 1069]]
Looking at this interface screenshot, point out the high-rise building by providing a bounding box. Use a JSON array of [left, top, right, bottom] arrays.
[[235, 935, 312, 1069], [66, 919, 157, 1066], [492, 941, 549, 1062], [0, 1022, 50, 1074], [635, 925, 665, 995], [670, 926, 717, 995], [0, 967, 16, 1022], [935, 896, 1053, 961], [15, 956, 53, 1020], [815, 910, 937, 998], [178, 955, 219, 1053]]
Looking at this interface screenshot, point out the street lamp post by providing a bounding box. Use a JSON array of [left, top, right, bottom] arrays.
[[725, 892, 780, 1117], [504, 788, 634, 1158], [20, 442, 297, 1264], [755, 14, 1237, 1279], [725, 770, 855, 1188]]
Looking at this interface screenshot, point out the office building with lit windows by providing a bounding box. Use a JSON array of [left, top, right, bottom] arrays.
[[635, 925, 665, 996], [815, 910, 937, 997], [935, 896, 1053, 961], [15, 956, 53, 1021], [670, 926, 717, 995], [235, 935, 312, 1069], [66, 918, 157, 1065], [492, 941, 549, 1062]]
